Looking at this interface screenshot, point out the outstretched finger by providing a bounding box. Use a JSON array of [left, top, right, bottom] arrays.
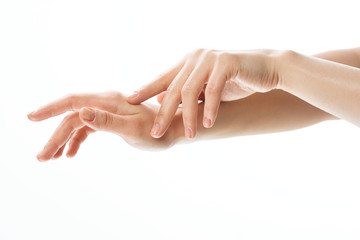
[[27, 93, 114, 122], [127, 59, 186, 105]]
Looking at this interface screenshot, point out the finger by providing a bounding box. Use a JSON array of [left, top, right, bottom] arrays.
[[181, 62, 211, 139], [157, 91, 166, 104], [127, 59, 186, 105], [28, 93, 117, 122], [203, 63, 227, 128], [150, 62, 194, 138], [79, 107, 130, 135], [52, 130, 76, 159], [158, 90, 205, 104], [37, 112, 84, 161], [66, 126, 95, 158], [52, 145, 66, 159]]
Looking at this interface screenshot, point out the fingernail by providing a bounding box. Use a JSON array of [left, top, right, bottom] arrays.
[[185, 127, 194, 139], [128, 91, 139, 99], [203, 117, 212, 128], [81, 108, 95, 121], [151, 123, 161, 138]]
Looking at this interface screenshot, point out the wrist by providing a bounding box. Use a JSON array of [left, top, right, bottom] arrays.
[[274, 49, 300, 91]]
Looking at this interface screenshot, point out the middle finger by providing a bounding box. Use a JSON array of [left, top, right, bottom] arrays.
[[37, 112, 84, 161], [150, 61, 195, 138]]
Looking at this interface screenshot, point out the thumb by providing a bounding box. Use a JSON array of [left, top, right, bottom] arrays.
[[79, 107, 125, 133]]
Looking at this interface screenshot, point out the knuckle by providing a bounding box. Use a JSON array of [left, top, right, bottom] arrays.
[[181, 84, 193, 96], [156, 111, 167, 121], [191, 48, 206, 57], [205, 85, 219, 96], [64, 93, 77, 111], [216, 52, 231, 63], [202, 49, 215, 60], [100, 113, 112, 127], [106, 91, 123, 100], [62, 112, 76, 123], [156, 110, 172, 126], [166, 82, 176, 92]]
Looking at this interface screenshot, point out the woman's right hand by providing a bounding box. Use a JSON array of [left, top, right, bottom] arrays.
[[127, 48, 281, 139], [27, 91, 183, 161]]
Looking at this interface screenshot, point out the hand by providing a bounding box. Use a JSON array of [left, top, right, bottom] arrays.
[[28, 91, 181, 162], [127, 48, 280, 139]]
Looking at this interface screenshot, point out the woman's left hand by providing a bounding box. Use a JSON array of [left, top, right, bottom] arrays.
[[127, 48, 280, 139]]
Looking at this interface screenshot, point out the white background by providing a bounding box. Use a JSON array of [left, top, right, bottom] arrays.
[[1, 0, 360, 239]]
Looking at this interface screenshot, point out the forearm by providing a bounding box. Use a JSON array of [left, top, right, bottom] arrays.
[[170, 47, 360, 143], [171, 89, 333, 143], [312, 47, 360, 68], [277, 49, 360, 127]]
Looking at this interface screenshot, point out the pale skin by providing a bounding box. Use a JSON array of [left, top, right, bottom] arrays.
[[28, 47, 360, 161]]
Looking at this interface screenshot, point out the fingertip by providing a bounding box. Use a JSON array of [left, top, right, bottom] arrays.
[[203, 117, 213, 128], [156, 91, 166, 104], [127, 91, 141, 104], [66, 143, 76, 158], [150, 123, 164, 138], [66, 151, 75, 158], [27, 113, 34, 120], [79, 107, 95, 122], [36, 153, 48, 162], [27, 112, 40, 121], [185, 127, 195, 139]]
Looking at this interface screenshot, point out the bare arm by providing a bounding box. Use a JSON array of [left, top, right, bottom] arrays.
[[172, 90, 334, 142], [171, 47, 360, 141], [127, 47, 360, 139], [277, 48, 360, 127], [28, 48, 360, 160]]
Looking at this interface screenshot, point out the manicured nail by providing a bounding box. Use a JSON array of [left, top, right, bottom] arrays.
[[128, 91, 139, 99], [203, 117, 212, 128], [151, 123, 161, 138], [185, 127, 194, 139], [81, 108, 95, 121]]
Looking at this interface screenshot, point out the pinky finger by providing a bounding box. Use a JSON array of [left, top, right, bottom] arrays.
[[66, 127, 95, 158]]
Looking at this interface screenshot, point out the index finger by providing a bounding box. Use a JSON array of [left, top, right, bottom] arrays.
[[127, 58, 185, 105], [28, 93, 108, 122]]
